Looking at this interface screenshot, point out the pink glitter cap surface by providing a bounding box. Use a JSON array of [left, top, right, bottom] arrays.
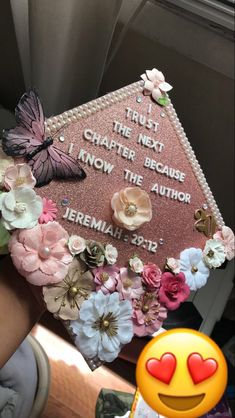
[[37, 88, 222, 268]]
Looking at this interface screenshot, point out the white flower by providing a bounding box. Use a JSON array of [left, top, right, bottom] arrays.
[[214, 226, 235, 261], [105, 244, 118, 265], [68, 235, 86, 256], [203, 239, 226, 268], [70, 291, 133, 362], [0, 186, 42, 230], [141, 68, 172, 103], [0, 148, 14, 188], [166, 257, 181, 274], [180, 248, 210, 291], [129, 256, 144, 273]]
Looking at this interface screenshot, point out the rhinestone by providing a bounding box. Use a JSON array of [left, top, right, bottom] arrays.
[[61, 197, 70, 206], [136, 96, 142, 103], [59, 135, 65, 142], [202, 204, 208, 210], [159, 238, 164, 245]]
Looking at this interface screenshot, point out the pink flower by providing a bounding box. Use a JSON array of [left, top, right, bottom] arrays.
[[132, 293, 167, 336], [141, 68, 172, 103], [116, 267, 144, 300], [9, 222, 73, 285], [4, 163, 36, 190], [39, 198, 57, 224], [94, 265, 120, 294], [214, 226, 234, 261], [142, 263, 162, 289], [159, 272, 190, 310]]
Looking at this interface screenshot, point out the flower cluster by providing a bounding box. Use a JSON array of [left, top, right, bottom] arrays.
[[1, 146, 234, 366]]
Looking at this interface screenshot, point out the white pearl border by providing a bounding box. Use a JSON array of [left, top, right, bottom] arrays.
[[46, 80, 224, 228], [165, 98, 224, 228]]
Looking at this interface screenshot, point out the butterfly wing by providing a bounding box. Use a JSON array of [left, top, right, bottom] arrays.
[[2, 89, 45, 157], [29, 145, 86, 187]]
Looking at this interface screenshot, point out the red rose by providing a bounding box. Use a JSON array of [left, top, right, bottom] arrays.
[[159, 272, 190, 310], [142, 263, 162, 289]]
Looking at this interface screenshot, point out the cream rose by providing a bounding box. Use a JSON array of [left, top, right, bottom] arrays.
[[68, 235, 86, 256], [111, 187, 152, 231], [105, 244, 118, 265], [129, 256, 144, 273]]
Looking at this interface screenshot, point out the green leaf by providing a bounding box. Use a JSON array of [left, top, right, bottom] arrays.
[[0, 222, 10, 254], [157, 97, 169, 107]]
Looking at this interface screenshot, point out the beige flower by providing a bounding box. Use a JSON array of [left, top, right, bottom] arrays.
[[111, 187, 152, 231], [43, 258, 95, 320], [0, 147, 14, 188]]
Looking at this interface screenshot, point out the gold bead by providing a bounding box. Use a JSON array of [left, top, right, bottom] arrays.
[[103, 320, 110, 328], [142, 304, 149, 313], [69, 286, 79, 297], [207, 250, 214, 258], [191, 265, 198, 273]]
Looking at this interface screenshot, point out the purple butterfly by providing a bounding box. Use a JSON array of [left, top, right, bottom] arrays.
[[2, 89, 86, 187]]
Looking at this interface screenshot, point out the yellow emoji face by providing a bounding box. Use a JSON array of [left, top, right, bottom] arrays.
[[136, 329, 227, 418]]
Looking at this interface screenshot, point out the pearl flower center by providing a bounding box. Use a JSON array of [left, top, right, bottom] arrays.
[[14, 201, 27, 214], [38, 246, 51, 259], [124, 202, 137, 217]]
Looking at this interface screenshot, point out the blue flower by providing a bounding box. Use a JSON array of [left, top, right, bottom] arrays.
[[180, 248, 210, 291]]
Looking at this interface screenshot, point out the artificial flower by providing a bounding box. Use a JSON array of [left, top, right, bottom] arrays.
[[0, 186, 42, 230], [9, 222, 73, 285], [214, 226, 235, 261], [105, 244, 118, 265], [111, 187, 152, 231], [4, 163, 36, 190], [116, 267, 144, 300], [43, 258, 94, 320], [132, 293, 167, 336], [39, 197, 57, 224], [141, 68, 172, 105], [158, 272, 190, 310], [165, 257, 181, 274], [180, 248, 210, 291], [129, 256, 144, 273], [0, 148, 14, 188], [0, 222, 10, 255], [94, 265, 120, 294], [68, 235, 86, 256], [142, 262, 162, 289], [70, 291, 133, 362], [203, 239, 226, 268], [80, 240, 105, 268]]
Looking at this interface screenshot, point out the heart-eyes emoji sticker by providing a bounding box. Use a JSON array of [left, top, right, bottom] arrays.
[[136, 328, 227, 418]]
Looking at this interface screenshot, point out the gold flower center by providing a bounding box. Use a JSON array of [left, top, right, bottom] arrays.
[[15, 176, 26, 186], [142, 304, 149, 313], [100, 272, 109, 283], [124, 202, 137, 217], [69, 286, 79, 297], [191, 266, 198, 273], [207, 250, 214, 258], [123, 278, 133, 289], [93, 312, 118, 336]]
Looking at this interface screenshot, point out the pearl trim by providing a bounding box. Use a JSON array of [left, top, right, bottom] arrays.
[[165, 98, 224, 228], [46, 81, 224, 228]]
